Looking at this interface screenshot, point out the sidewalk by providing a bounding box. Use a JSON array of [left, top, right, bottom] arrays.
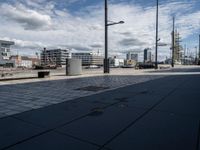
[[0, 68, 200, 150], [0, 73, 164, 118], [1, 65, 200, 85]]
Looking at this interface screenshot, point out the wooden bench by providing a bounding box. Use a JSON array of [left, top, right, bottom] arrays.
[[38, 71, 50, 78]]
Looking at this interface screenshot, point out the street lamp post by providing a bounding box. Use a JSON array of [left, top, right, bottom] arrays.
[[104, 0, 124, 73], [104, 0, 109, 73], [199, 34, 200, 60], [171, 16, 175, 68], [155, 0, 159, 69]]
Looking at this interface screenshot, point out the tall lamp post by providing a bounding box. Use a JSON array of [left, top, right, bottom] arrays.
[[104, 0, 124, 73], [199, 34, 200, 61], [155, 0, 159, 69], [171, 16, 175, 68]]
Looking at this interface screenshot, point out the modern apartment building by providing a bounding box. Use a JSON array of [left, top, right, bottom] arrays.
[[0, 40, 14, 60], [72, 52, 103, 66], [0, 40, 15, 67], [40, 48, 71, 67]]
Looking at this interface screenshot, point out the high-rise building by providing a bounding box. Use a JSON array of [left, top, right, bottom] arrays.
[[40, 48, 71, 67], [144, 48, 152, 63]]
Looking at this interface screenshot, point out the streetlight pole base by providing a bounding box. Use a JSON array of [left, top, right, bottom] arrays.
[[155, 62, 158, 69], [104, 59, 110, 73]]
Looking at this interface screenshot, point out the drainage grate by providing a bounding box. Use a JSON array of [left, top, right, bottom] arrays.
[[75, 86, 110, 92]]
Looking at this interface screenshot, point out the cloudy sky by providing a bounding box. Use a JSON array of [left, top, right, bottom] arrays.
[[0, 0, 200, 60]]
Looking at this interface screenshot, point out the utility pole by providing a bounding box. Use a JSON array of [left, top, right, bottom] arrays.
[[171, 16, 175, 68], [155, 0, 159, 69]]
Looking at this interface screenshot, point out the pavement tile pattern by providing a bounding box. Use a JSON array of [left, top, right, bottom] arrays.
[[0, 75, 163, 118], [0, 67, 200, 150], [0, 72, 200, 150]]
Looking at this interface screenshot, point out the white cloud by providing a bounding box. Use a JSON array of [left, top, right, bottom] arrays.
[[0, 3, 52, 30], [0, 0, 199, 60]]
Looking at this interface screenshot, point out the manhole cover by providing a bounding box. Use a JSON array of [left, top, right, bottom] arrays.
[[75, 86, 110, 92]]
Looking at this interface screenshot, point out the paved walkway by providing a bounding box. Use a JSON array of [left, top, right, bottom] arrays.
[[0, 67, 200, 150], [0, 75, 163, 118]]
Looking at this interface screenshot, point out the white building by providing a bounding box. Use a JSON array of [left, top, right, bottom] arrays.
[[10, 55, 33, 68], [72, 52, 103, 66], [110, 57, 124, 67], [21, 56, 32, 68], [126, 52, 138, 62]]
